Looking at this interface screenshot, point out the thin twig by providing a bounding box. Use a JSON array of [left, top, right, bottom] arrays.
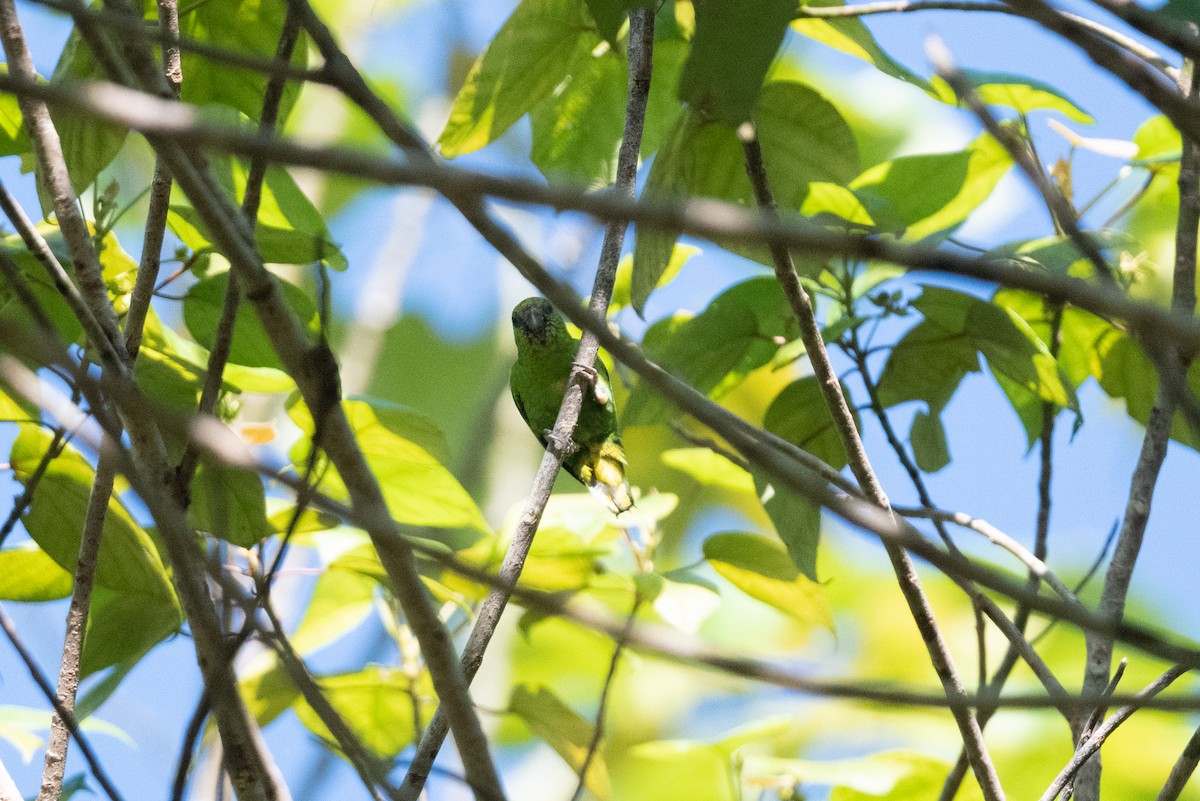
[[1081, 0, 1200, 62], [36, 454, 116, 801], [1038, 667, 1191, 801], [1155, 722, 1200, 801], [741, 125, 1005, 801], [570, 597, 641, 801], [795, 1, 1177, 75], [171, 691, 210, 801], [927, 38, 1116, 285], [396, 8, 654, 800], [0, 604, 125, 801], [124, 0, 182, 360]]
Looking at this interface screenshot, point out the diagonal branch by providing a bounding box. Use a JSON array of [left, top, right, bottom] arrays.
[[396, 8, 654, 799], [741, 124, 1005, 801]]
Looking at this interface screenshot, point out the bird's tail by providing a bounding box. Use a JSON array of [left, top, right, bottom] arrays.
[[587, 446, 634, 514]]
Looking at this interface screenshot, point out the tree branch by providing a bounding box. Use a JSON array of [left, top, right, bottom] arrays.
[[741, 125, 1005, 801], [396, 8, 654, 799], [1075, 50, 1200, 801], [1155, 722, 1200, 801]]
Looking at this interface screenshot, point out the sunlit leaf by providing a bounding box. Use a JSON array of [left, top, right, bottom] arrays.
[[80, 587, 183, 677], [510, 684, 611, 799], [439, 0, 590, 156], [295, 667, 436, 760], [0, 65, 31, 158], [625, 278, 794, 424], [0, 543, 73, 601], [791, 1, 931, 91], [10, 426, 177, 602], [290, 398, 489, 532], [752, 472, 823, 581], [703, 532, 831, 627], [932, 71, 1092, 123], [660, 447, 754, 493]]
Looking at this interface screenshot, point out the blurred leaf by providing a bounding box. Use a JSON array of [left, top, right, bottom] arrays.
[[0, 65, 30, 158], [909, 410, 950, 473], [660, 447, 754, 493], [746, 750, 962, 800], [1093, 328, 1200, 451], [510, 684, 611, 799], [184, 271, 320, 371], [791, 1, 931, 90], [1132, 114, 1180, 163], [44, 29, 128, 215], [679, 0, 794, 123], [439, 0, 590, 156], [178, 0, 307, 124], [0, 544, 73, 601], [290, 398, 489, 532], [641, 37, 689, 157], [611, 244, 699, 313], [169, 150, 346, 270], [531, 35, 627, 186], [932, 71, 1092, 122], [763, 376, 856, 470], [703, 532, 831, 627], [625, 278, 794, 424], [0, 705, 131, 763], [11, 426, 177, 602], [189, 461, 270, 548], [752, 472, 822, 581], [584, 0, 646, 45], [651, 571, 722, 633], [632, 81, 856, 312], [290, 546, 380, 655], [850, 134, 1011, 240], [295, 667, 435, 760]]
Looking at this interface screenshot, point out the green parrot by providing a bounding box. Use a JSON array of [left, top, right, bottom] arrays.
[[510, 297, 633, 514]]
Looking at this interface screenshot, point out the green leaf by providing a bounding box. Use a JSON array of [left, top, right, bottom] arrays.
[[169, 149, 346, 270], [184, 271, 320, 371], [0, 380, 37, 422], [703, 532, 831, 627], [10, 426, 177, 603], [290, 398, 489, 532], [178, 0, 307, 124], [660, 448, 754, 493], [584, 0, 646, 45], [752, 472, 823, 581], [763, 376, 857, 470], [850, 133, 1012, 240], [0, 544, 73, 601], [44, 29, 128, 215], [632, 81, 857, 312], [932, 71, 1092, 123], [294, 667, 436, 760], [678, 0, 795, 123], [0, 65, 31, 158], [530, 35, 627, 186], [188, 461, 270, 548], [791, 1, 932, 91], [641, 37, 689, 158], [1132, 115, 1180, 163], [1092, 328, 1200, 451], [290, 548, 380, 655], [624, 278, 794, 425], [877, 286, 1071, 416], [439, 0, 590, 156], [909, 410, 950, 473], [510, 684, 611, 799], [610, 243, 699, 313], [80, 587, 183, 677]]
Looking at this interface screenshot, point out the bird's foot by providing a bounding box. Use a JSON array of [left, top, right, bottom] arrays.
[[543, 428, 578, 455], [572, 362, 610, 405]]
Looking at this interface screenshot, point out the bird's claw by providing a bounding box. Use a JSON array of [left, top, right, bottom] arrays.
[[572, 362, 610, 405], [544, 428, 578, 455]]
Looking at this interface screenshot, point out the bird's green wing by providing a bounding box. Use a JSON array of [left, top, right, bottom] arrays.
[[510, 379, 548, 449]]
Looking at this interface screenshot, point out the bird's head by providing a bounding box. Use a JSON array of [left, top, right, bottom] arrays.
[[511, 297, 567, 348]]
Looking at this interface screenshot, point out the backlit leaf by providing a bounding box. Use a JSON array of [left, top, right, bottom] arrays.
[[703, 532, 831, 627]]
